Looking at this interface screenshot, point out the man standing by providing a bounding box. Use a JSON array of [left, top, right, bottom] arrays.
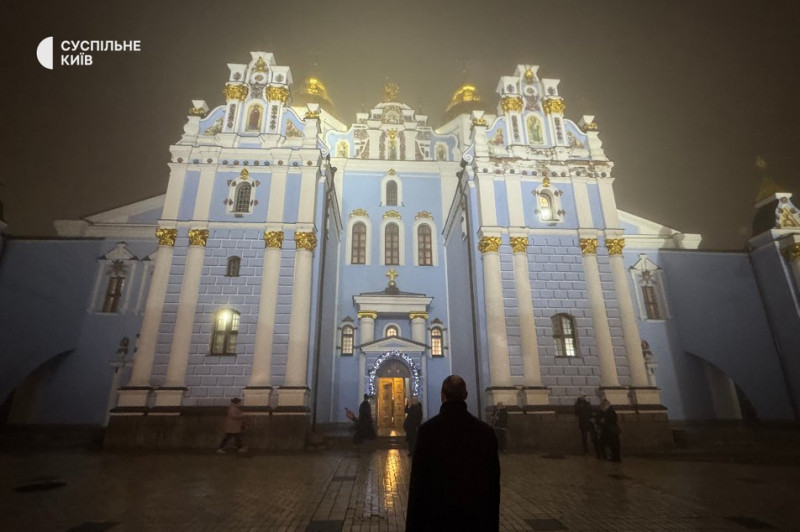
[[573, 394, 596, 455], [403, 396, 423, 456], [354, 394, 376, 443], [596, 399, 622, 462], [406, 375, 500, 531]]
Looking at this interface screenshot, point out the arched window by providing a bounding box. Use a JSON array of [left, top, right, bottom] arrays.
[[385, 223, 400, 265], [103, 274, 125, 313], [210, 309, 240, 355], [341, 325, 354, 356], [386, 325, 399, 337], [417, 224, 432, 266], [247, 105, 262, 131], [226, 256, 241, 277], [538, 194, 554, 221], [234, 183, 252, 213], [431, 327, 443, 357], [551, 313, 579, 357], [351, 222, 367, 265], [386, 181, 398, 206]]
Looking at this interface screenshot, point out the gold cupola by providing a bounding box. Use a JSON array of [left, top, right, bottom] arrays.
[[292, 75, 339, 119], [442, 82, 486, 125]]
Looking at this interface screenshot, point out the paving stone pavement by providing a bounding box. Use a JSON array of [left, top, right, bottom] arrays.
[[1, 447, 799, 531]]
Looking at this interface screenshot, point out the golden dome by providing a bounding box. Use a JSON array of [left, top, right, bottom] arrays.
[[293, 76, 339, 118], [442, 83, 486, 124]]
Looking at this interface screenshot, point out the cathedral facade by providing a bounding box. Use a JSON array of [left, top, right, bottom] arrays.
[[1, 52, 798, 449]]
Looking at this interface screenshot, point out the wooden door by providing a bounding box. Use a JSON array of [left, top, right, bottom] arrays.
[[377, 377, 405, 429]]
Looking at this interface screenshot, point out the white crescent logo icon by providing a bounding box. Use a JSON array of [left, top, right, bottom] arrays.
[[37, 37, 54, 70]]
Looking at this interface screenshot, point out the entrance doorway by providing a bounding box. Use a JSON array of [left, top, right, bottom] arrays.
[[376, 359, 410, 434]]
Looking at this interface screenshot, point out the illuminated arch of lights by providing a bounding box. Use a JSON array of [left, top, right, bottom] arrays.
[[366, 350, 421, 397]]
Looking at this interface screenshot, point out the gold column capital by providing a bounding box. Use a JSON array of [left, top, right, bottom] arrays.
[[188, 229, 209, 247], [605, 238, 626, 255], [295, 231, 317, 251], [579, 238, 598, 255], [409, 312, 429, 320], [266, 85, 290, 103], [357, 311, 378, 320], [155, 227, 177, 247], [543, 97, 566, 115], [223, 83, 248, 101], [478, 236, 502, 254], [264, 231, 284, 249], [500, 96, 523, 113], [782, 242, 800, 262], [509, 236, 529, 254]]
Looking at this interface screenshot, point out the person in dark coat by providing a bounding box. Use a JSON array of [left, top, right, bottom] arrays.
[[574, 394, 597, 455], [406, 375, 500, 532], [403, 396, 423, 456], [492, 401, 508, 452], [354, 394, 376, 443], [596, 399, 622, 462]]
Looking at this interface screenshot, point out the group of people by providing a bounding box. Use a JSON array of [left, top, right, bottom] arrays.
[[574, 394, 622, 462]]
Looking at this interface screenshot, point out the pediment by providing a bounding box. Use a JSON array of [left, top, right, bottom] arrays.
[[358, 336, 427, 354]]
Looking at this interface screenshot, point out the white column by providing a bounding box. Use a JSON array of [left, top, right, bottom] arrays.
[[155, 228, 208, 408], [478, 236, 516, 407], [580, 238, 625, 403], [243, 230, 284, 408], [117, 228, 176, 409], [509, 236, 550, 408], [358, 312, 376, 344], [410, 313, 427, 344], [606, 239, 653, 399], [278, 230, 316, 409]]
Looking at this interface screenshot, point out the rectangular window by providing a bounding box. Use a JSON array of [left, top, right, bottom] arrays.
[[552, 314, 578, 357], [103, 276, 125, 313], [643, 286, 662, 320], [385, 225, 400, 265]]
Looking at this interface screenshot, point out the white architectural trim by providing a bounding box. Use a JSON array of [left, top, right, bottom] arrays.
[[380, 172, 403, 207]]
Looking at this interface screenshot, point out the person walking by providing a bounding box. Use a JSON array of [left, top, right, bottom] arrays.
[[574, 394, 597, 455], [406, 375, 500, 531], [354, 394, 376, 443], [492, 401, 508, 452], [216, 397, 247, 454], [403, 396, 423, 456], [596, 399, 622, 462]]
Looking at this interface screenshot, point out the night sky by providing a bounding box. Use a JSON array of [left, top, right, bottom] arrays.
[[2, 0, 798, 250]]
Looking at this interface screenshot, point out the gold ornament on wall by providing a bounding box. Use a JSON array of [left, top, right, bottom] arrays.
[[240, 168, 249, 180], [581, 121, 599, 132], [267, 86, 290, 103], [579, 238, 598, 255], [409, 312, 429, 320], [304, 109, 320, 119], [383, 210, 402, 219], [782, 242, 800, 262], [543, 98, 566, 115], [388, 168, 396, 175], [156, 228, 177, 246], [415, 211, 433, 220], [605, 238, 626, 255], [188, 107, 208, 117], [350, 208, 369, 218], [509, 236, 529, 253], [500, 96, 523, 113], [188, 229, 209, 247], [223, 83, 249, 101], [478, 236, 502, 253], [295, 231, 317, 251], [471, 116, 488, 129], [264, 231, 284, 249], [252, 56, 269, 73], [357, 311, 378, 320]]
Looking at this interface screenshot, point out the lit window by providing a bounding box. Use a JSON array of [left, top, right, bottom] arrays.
[[386, 325, 399, 337], [341, 325, 354, 355], [103, 276, 125, 313], [210, 309, 240, 355], [385, 223, 399, 265], [538, 194, 553, 221], [386, 181, 398, 206], [418, 224, 432, 266], [431, 327, 443, 356], [552, 313, 579, 357], [234, 183, 252, 213], [352, 222, 367, 265], [226, 256, 241, 277]]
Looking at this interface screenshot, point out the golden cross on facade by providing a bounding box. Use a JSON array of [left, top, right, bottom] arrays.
[[386, 268, 399, 286]]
